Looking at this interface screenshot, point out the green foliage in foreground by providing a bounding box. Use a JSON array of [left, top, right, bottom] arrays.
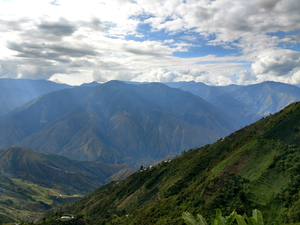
[[182, 209, 263, 225]]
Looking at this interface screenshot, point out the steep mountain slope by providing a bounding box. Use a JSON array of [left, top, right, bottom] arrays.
[[53, 101, 300, 225], [165, 81, 242, 101], [0, 86, 95, 148], [0, 81, 239, 169], [0, 78, 71, 117], [209, 81, 300, 126], [0, 146, 132, 223]]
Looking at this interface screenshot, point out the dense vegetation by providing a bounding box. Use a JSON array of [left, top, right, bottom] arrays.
[[32, 101, 300, 225]]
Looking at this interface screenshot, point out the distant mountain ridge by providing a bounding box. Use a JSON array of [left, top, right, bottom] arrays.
[[0, 81, 240, 169], [165, 81, 300, 126], [209, 81, 300, 126], [0, 78, 71, 117], [164, 81, 242, 101]]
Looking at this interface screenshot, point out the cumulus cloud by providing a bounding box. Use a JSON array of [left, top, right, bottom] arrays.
[[140, 0, 300, 38], [7, 41, 99, 62], [235, 69, 257, 85], [0, 58, 67, 80], [289, 70, 300, 84], [0, 60, 20, 78], [137, 68, 178, 82], [93, 70, 137, 83], [37, 19, 77, 37], [252, 49, 300, 76]]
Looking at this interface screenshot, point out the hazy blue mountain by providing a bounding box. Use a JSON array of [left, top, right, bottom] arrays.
[[164, 81, 242, 100], [209, 81, 300, 126], [0, 78, 71, 117], [0, 86, 95, 148], [80, 81, 101, 87], [0, 81, 240, 169]]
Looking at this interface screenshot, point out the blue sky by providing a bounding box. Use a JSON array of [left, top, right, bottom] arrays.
[[0, 0, 300, 86]]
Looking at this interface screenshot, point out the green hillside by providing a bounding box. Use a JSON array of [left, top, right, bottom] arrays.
[[0, 147, 133, 223], [44, 101, 300, 224]]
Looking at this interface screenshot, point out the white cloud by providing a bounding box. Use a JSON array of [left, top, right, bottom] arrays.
[[0, 0, 299, 86], [235, 69, 257, 85], [289, 70, 300, 84], [164, 39, 174, 43], [252, 49, 300, 76]]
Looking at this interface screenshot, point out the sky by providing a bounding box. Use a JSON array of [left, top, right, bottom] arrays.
[[0, 0, 300, 86]]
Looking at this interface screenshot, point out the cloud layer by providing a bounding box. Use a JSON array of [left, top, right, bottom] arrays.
[[0, 0, 299, 85]]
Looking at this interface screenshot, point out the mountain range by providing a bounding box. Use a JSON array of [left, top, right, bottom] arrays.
[[165, 81, 300, 126], [0, 81, 239, 169]]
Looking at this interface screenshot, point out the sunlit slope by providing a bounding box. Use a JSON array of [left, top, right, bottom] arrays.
[[0, 81, 239, 168], [56, 101, 300, 224]]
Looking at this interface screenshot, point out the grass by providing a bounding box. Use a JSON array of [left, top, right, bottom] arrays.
[[211, 139, 256, 176], [247, 169, 289, 206], [239, 140, 277, 181]]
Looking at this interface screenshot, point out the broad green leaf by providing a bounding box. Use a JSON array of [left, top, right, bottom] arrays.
[[252, 209, 264, 225], [182, 212, 200, 225], [211, 218, 218, 225], [236, 215, 248, 225], [216, 208, 222, 219], [218, 216, 226, 225], [248, 217, 258, 225], [226, 211, 237, 225], [196, 214, 208, 225]]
